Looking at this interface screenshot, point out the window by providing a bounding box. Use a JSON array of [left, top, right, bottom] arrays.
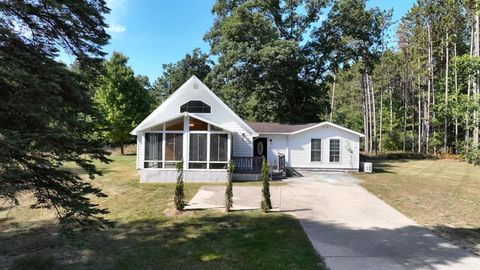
[[311, 139, 322, 162], [180, 100, 211, 113], [189, 118, 208, 131], [144, 133, 163, 168], [329, 139, 341, 162], [165, 133, 183, 168], [166, 118, 184, 131], [189, 133, 207, 169], [210, 125, 224, 132], [210, 134, 228, 169]]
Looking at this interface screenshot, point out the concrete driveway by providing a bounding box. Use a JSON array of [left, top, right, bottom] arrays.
[[186, 173, 480, 269]]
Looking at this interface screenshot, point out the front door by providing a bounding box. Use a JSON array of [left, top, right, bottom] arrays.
[[253, 137, 267, 160]]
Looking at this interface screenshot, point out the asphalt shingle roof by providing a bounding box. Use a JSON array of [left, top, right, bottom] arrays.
[[247, 122, 317, 133]]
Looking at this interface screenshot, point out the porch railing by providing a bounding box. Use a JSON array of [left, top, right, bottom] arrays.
[[233, 154, 286, 174], [233, 156, 263, 174], [277, 153, 286, 171]]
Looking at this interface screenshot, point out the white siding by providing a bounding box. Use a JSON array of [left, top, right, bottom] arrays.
[[262, 134, 288, 165], [288, 125, 360, 170], [136, 132, 144, 169], [232, 133, 253, 157]]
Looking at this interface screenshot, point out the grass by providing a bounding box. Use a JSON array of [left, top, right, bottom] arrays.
[[0, 155, 324, 270], [355, 158, 480, 254]]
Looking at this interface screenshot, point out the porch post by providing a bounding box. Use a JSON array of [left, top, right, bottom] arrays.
[[227, 132, 232, 161], [183, 114, 189, 169]]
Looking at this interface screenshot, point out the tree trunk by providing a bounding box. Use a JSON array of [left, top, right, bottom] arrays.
[[418, 59, 422, 153], [454, 41, 458, 153], [120, 143, 125, 155], [380, 67, 385, 153], [426, 23, 433, 154], [473, 14, 480, 147], [330, 73, 336, 122], [389, 84, 393, 132], [430, 31, 436, 155], [364, 75, 373, 152], [370, 75, 377, 154], [362, 75, 369, 153], [466, 24, 474, 149], [444, 30, 449, 153], [403, 78, 407, 152]]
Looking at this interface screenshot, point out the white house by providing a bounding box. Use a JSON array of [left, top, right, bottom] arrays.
[[131, 76, 364, 182]]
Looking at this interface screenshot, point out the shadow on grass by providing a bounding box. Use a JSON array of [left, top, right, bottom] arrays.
[[3, 212, 480, 270], [433, 226, 480, 255], [1, 213, 325, 270]]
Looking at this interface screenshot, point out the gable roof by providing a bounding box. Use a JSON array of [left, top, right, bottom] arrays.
[[130, 76, 258, 136], [248, 121, 365, 137]]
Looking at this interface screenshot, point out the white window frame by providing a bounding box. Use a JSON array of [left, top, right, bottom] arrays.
[[143, 123, 184, 170], [329, 138, 341, 163], [310, 138, 322, 162], [209, 130, 229, 170], [143, 131, 164, 169], [188, 131, 208, 170], [142, 117, 231, 171]]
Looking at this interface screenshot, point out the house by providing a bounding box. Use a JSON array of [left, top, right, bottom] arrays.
[[131, 76, 364, 182]]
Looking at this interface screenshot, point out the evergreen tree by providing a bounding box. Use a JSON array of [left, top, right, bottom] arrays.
[[260, 158, 272, 212], [174, 161, 186, 211], [95, 52, 151, 155], [225, 161, 234, 212], [0, 0, 111, 228]]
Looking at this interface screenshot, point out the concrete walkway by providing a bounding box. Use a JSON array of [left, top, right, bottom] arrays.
[[185, 185, 282, 210], [186, 173, 480, 269]]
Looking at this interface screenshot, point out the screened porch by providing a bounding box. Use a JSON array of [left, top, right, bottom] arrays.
[[142, 115, 231, 170]]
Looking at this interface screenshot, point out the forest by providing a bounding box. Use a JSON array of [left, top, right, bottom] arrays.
[[1, 0, 479, 226], [150, 0, 480, 165]]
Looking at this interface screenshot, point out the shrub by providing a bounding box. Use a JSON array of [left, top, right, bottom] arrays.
[[460, 142, 480, 166], [225, 160, 234, 212], [174, 161, 185, 210], [260, 157, 272, 212]]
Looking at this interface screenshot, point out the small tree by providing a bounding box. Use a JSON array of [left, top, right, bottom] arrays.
[[225, 160, 235, 212], [174, 161, 185, 210], [260, 157, 272, 212]]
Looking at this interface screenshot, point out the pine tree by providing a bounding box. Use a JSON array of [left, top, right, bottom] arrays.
[[225, 161, 234, 212], [174, 161, 186, 211], [260, 158, 272, 212], [0, 0, 111, 228]]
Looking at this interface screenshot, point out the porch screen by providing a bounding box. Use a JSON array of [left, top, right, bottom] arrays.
[[210, 134, 228, 169], [144, 133, 162, 168], [311, 139, 321, 162], [189, 134, 207, 169], [165, 133, 183, 160], [329, 139, 340, 162]]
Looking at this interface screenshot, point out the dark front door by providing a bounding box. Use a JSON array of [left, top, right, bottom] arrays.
[[253, 137, 267, 160]]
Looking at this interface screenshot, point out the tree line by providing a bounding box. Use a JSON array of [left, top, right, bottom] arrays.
[[330, 0, 480, 165]]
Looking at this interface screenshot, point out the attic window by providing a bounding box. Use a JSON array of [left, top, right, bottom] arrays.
[[180, 100, 211, 113]]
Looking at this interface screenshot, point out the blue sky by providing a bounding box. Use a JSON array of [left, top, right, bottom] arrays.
[[76, 0, 416, 81]]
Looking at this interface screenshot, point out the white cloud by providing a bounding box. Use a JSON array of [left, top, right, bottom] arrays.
[[106, 0, 127, 35], [108, 23, 126, 33]]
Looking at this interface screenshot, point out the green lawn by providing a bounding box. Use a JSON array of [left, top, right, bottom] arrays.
[[356, 158, 480, 255], [0, 155, 324, 270]]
